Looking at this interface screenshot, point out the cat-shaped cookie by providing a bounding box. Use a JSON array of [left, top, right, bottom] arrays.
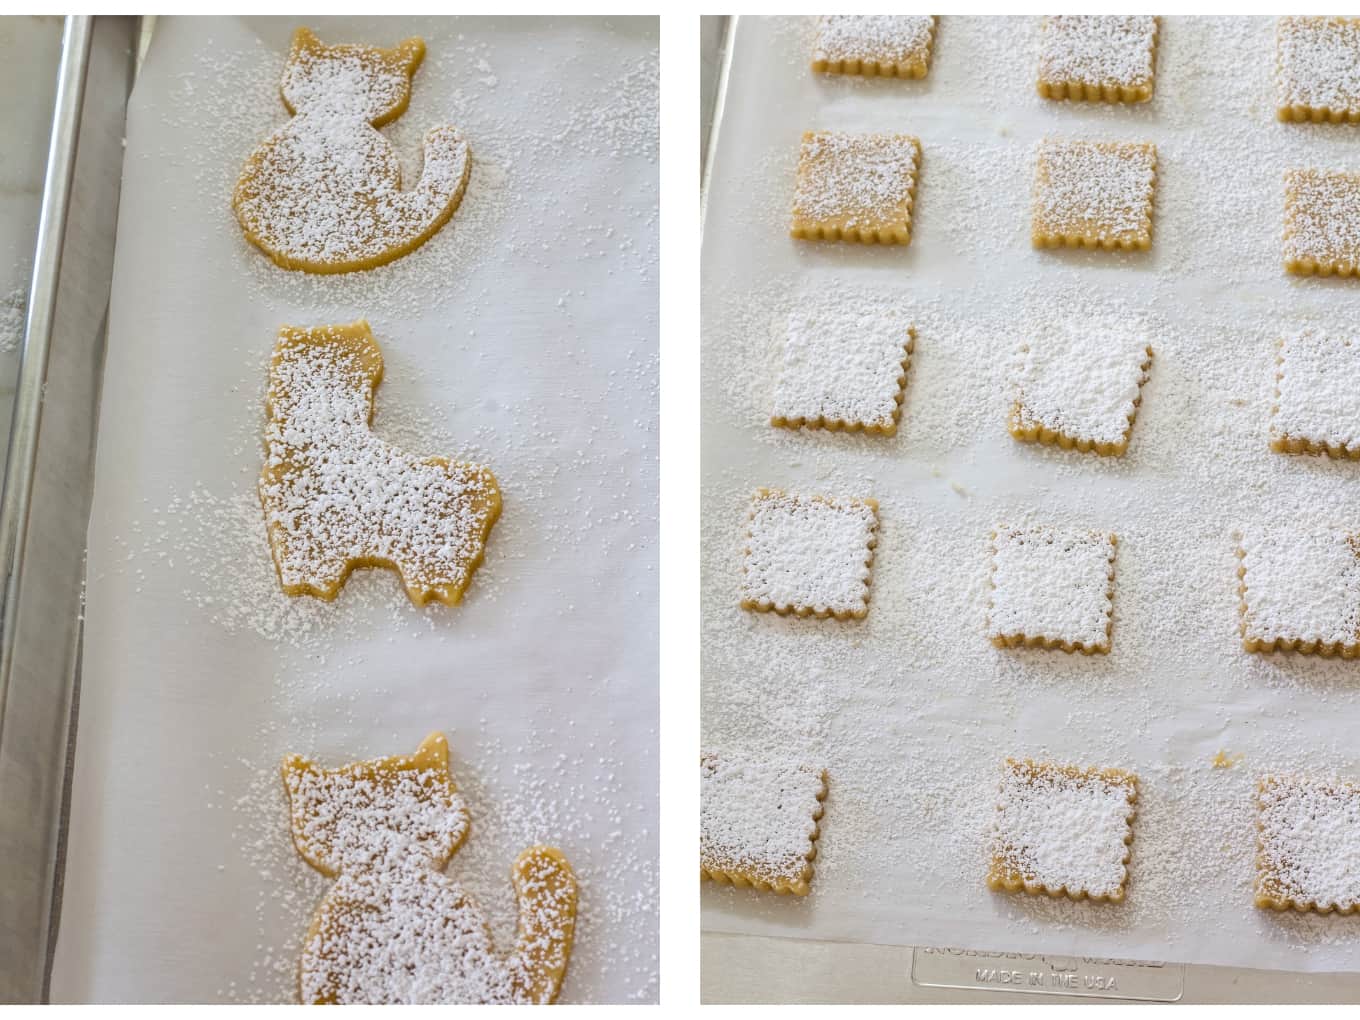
[[282, 732, 578, 1004], [234, 27, 471, 274], [259, 320, 500, 606]]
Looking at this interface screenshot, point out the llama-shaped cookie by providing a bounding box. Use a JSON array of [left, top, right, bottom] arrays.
[[282, 732, 578, 1004], [234, 27, 471, 274], [259, 320, 500, 606]]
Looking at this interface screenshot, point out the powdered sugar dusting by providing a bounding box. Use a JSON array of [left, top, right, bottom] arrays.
[[812, 16, 934, 78], [147, 23, 657, 328], [260, 323, 499, 604], [1283, 168, 1360, 275], [0, 288, 25, 355], [700, 751, 826, 894], [791, 131, 920, 236], [1033, 138, 1156, 249], [990, 759, 1137, 901], [1258, 774, 1360, 913], [1238, 528, 1360, 654], [282, 739, 574, 1004], [224, 721, 656, 1004], [1277, 17, 1360, 122], [1271, 329, 1360, 455], [1011, 310, 1152, 450], [234, 30, 470, 272], [740, 489, 878, 619], [771, 302, 913, 434], [702, 15, 1360, 972], [1038, 16, 1157, 100], [65, 15, 658, 1005], [988, 526, 1116, 653]]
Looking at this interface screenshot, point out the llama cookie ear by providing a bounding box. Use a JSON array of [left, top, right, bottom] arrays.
[[290, 26, 321, 57]]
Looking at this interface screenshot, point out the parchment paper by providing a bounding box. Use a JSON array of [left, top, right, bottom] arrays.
[[51, 15, 657, 1003], [702, 15, 1360, 977]]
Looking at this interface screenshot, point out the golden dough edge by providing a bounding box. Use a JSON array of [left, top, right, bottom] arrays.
[[987, 758, 1137, 903], [1009, 346, 1152, 458], [740, 488, 879, 619], [789, 133, 920, 246], [985, 529, 1117, 655], [701, 764, 828, 896], [1253, 773, 1360, 913], [770, 326, 915, 436]]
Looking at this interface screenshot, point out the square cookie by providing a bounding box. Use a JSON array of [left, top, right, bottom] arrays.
[[771, 304, 915, 435], [812, 15, 935, 79], [1237, 529, 1360, 657], [741, 489, 879, 619], [1009, 326, 1152, 456], [1032, 139, 1157, 251], [1284, 169, 1360, 277], [1270, 330, 1360, 458], [791, 131, 921, 245], [1277, 17, 1360, 123], [1037, 16, 1158, 103], [700, 750, 828, 896], [1257, 774, 1360, 914], [988, 758, 1138, 903], [988, 526, 1117, 654]]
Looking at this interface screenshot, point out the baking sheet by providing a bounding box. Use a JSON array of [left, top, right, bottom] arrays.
[[701, 15, 1360, 977], [50, 15, 657, 1003], [0, 17, 62, 448]]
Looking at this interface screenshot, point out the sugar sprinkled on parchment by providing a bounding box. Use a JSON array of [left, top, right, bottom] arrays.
[[104, 19, 659, 1003], [701, 15, 1360, 968]]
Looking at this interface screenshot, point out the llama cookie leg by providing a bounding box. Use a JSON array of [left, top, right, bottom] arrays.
[[395, 456, 502, 606], [263, 524, 353, 600], [508, 846, 579, 1004]]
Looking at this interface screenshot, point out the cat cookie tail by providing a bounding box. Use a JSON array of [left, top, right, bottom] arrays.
[[507, 846, 578, 1004], [390, 125, 472, 254]]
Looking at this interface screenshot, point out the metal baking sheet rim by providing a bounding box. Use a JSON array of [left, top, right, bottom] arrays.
[[0, 15, 142, 1004]]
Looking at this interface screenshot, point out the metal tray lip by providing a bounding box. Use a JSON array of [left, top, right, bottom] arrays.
[[0, 15, 90, 736], [699, 14, 736, 236], [0, 15, 142, 1002], [0, 18, 91, 1003]]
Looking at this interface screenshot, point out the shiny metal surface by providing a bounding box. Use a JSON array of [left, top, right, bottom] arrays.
[[702, 933, 1360, 1004], [699, 15, 730, 183], [698, 14, 733, 229], [0, 17, 89, 702], [0, 15, 139, 1002]]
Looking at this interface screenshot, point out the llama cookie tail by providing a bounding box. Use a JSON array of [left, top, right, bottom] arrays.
[[507, 845, 578, 1004]]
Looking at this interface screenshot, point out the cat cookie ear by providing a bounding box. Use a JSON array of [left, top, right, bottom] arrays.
[[281, 752, 316, 776], [411, 732, 450, 774], [280, 753, 342, 877], [392, 36, 425, 73], [291, 27, 321, 56]]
